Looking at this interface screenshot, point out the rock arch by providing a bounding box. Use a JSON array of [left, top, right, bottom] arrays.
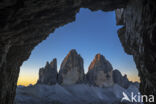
[[0, 0, 156, 104]]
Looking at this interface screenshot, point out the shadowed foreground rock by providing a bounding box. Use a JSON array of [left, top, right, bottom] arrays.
[[116, 0, 156, 97], [58, 49, 84, 85], [37, 58, 57, 85], [87, 54, 114, 87], [0, 0, 156, 103]]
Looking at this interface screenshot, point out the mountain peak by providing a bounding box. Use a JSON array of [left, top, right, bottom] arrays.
[[37, 58, 57, 85], [58, 49, 84, 85], [89, 54, 112, 72], [94, 53, 106, 61]]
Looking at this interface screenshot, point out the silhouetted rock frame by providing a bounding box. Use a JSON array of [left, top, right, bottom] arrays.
[[0, 0, 156, 104]]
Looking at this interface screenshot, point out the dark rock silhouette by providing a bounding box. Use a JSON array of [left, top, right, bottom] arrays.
[[112, 69, 130, 88], [37, 58, 57, 85], [0, 0, 156, 103], [87, 54, 114, 87], [116, 1, 156, 96], [58, 49, 84, 85]]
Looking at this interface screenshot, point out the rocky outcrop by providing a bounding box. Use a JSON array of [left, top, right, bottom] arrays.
[[112, 69, 130, 88], [116, 0, 156, 97], [86, 54, 114, 87], [58, 49, 84, 85], [115, 8, 124, 25], [37, 59, 57, 85]]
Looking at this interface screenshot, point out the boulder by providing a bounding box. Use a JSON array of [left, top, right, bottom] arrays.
[[37, 58, 57, 85], [86, 54, 114, 87], [112, 69, 130, 88], [58, 49, 84, 85]]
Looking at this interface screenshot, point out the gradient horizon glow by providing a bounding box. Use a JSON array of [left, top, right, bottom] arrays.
[[18, 8, 140, 86]]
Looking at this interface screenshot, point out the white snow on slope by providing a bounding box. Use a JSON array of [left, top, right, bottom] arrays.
[[15, 84, 140, 104]]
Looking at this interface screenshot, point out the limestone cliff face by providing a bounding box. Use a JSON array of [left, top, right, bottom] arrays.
[[36, 53, 132, 89], [112, 69, 130, 88], [37, 59, 57, 85], [58, 49, 84, 85], [87, 54, 114, 87]]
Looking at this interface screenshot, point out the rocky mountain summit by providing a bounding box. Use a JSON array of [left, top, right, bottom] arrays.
[[112, 69, 130, 88], [37, 58, 57, 85], [86, 54, 114, 87], [58, 49, 84, 85], [36, 49, 135, 89]]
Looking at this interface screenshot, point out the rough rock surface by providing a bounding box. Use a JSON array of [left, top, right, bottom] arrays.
[[112, 69, 130, 88], [86, 54, 114, 87], [37, 59, 57, 85], [0, 0, 156, 103], [58, 49, 84, 85], [115, 8, 124, 25], [116, 0, 156, 98]]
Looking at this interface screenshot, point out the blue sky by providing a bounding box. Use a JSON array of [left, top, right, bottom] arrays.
[[18, 8, 139, 85]]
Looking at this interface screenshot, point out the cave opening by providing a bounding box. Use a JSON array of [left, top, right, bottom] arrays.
[[14, 8, 142, 104], [1, 0, 156, 104], [17, 8, 140, 86], [0, 0, 156, 104]]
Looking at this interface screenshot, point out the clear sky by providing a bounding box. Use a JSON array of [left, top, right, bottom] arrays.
[[17, 8, 140, 86]]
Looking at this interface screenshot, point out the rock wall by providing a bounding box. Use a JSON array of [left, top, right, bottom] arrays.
[[37, 58, 57, 85], [112, 69, 130, 88], [0, 0, 156, 103], [36, 51, 132, 89], [58, 49, 84, 85], [87, 54, 114, 87], [116, 0, 156, 97]]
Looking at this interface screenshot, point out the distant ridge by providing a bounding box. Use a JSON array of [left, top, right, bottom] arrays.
[[36, 49, 136, 88]]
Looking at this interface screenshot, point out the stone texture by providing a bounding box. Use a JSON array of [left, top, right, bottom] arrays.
[[37, 58, 57, 85], [115, 8, 124, 25], [116, 0, 156, 98], [86, 54, 114, 87], [58, 49, 84, 85], [112, 69, 130, 88], [0, 0, 156, 103]]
